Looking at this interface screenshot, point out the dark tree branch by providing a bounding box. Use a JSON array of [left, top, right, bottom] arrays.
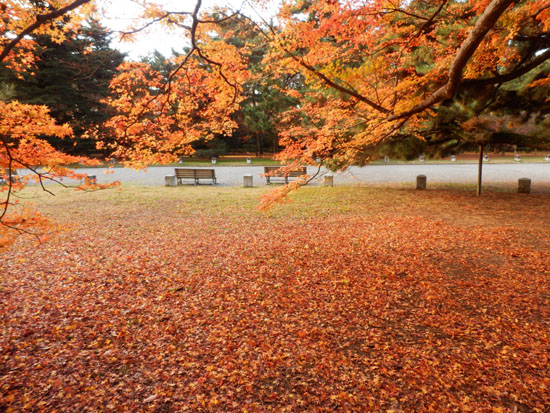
[[460, 48, 550, 89], [388, 0, 514, 120], [241, 6, 391, 114], [0, 0, 91, 63], [118, 12, 192, 37]]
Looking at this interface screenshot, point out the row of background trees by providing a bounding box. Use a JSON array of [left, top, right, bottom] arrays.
[[3, 7, 548, 163], [0, 15, 300, 159]]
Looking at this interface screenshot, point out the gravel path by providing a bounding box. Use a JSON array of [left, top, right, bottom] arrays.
[[32, 163, 550, 187]]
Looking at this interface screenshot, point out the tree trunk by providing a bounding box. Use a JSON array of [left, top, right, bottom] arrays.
[[256, 133, 263, 157], [477, 144, 484, 196]]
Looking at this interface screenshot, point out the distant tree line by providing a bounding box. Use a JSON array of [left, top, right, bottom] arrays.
[[1, 10, 548, 161]]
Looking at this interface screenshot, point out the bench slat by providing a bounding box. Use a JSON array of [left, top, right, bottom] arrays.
[[175, 170, 195, 178], [194, 170, 215, 178]]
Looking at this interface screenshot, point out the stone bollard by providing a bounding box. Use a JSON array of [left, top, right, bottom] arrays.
[[165, 175, 177, 187], [85, 175, 97, 185], [518, 177, 531, 194], [416, 175, 427, 190], [243, 174, 253, 188], [323, 175, 334, 187]]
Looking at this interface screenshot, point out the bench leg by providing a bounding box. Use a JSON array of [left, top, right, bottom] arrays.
[[285, 177, 288, 184], [194, 179, 198, 185]]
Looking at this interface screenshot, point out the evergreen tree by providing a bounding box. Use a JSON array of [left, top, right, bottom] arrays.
[[0, 19, 125, 155], [207, 13, 302, 155]]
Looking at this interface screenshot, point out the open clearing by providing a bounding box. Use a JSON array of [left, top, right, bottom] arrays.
[[1, 186, 549, 411], [44, 163, 550, 188]]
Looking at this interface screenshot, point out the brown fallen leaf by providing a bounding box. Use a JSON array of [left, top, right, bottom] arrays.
[[143, 394, 157, 404]]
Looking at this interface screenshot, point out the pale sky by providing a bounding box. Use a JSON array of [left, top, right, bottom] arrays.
[[101, 0, 279, 60]]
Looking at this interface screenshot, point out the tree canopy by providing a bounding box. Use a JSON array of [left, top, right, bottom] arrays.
[[1, 0, 550, 245], [268, 0, 550, 166]]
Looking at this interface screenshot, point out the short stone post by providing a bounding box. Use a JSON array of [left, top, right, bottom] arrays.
[[450, 155, 456, 162], [416, 174, 427, 190], [518, 178, 531, 194], [323, 175, 334, 187], [165, 175, 177, 187], [243, 174, 253, 188]]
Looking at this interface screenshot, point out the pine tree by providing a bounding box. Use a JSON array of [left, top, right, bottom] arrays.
[[0, 19, 125, 155]]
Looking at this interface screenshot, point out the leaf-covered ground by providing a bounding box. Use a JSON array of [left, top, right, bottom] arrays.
[[1, 186, 549, 411]]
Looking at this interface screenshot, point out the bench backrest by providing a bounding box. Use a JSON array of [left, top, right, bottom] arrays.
[[264, 166, 307, 177], [194, 169, 216, 179], [175, 168, 196, 178], [175, 168, 216, 179]]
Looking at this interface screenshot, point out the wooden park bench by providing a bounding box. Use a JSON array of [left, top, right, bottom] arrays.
[[264, 166, 307, 184], [174, 168, 217, 185], [0, 168, 21, 185]]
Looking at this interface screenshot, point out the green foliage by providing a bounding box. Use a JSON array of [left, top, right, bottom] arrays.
[[206, 13, 303, 155], [0, 19, 125, 155]]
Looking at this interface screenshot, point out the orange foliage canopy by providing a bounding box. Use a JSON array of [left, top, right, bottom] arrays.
[[0, 0, 248, 247], [2, 0, 550, 240], [0, 1, 101, 248], [270, 0, 550, 166], [102, 21, 249, 168]]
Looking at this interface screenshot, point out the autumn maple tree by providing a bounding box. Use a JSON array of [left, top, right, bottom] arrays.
[[0, 0, 101, 248], [101, 19, 249, 168], [269, 0, 550, 170], [0, 0, 249, 247], [2, 0, 550, 243]]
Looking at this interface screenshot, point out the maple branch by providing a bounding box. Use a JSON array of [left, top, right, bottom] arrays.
[[296, 56, 391, 114], [388, 0, 514, 121], [243, 6, 391, 114], [391, 0, 450, 109], [417, 0, 449, 35], [118, 12, 192, 37], [460, 48, 550, 89], [198, 12, 240, 24], [187, 1, 239, 105], [532, 4, 550, 21], [114, 0, 241, 148], [304, 164, 322, 185], [0, 0, 91, 63]]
